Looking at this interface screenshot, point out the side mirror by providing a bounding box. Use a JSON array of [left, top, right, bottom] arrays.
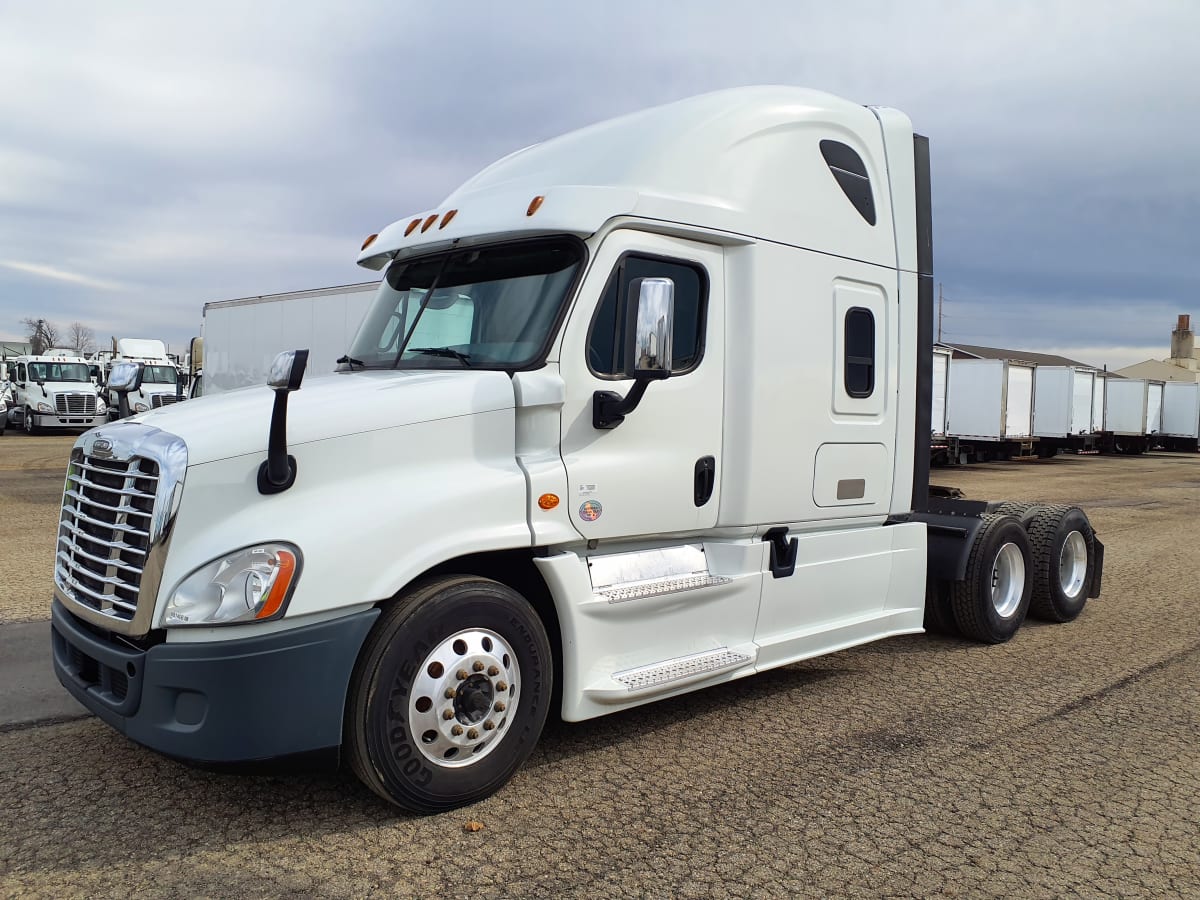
[[107, 361, 144, 393], [625, 277, 674, 380], [593, 277, 676, 430], [259, 349, 309, 495]]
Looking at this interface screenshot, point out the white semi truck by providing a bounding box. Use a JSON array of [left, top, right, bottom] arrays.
[[6, 353, 106, 433], [103, 338, 182, 418], [50, 87, 1104, 814]]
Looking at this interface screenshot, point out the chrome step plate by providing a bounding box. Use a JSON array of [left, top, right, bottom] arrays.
[[599, 573, 731, 604], [614, 648, 752, 692]]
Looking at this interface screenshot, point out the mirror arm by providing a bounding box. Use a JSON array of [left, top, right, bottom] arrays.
[[592, 378, 651, 430], [258, 391, 297, 493]]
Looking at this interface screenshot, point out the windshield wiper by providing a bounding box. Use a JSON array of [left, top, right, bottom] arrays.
[[336, 355, 365, 369], [408, 347, 472, 366]]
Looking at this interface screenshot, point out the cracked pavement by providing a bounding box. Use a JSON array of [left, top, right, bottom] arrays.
[[1, 437, 1198, 897]]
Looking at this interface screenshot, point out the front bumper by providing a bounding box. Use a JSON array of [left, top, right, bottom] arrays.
[[30, 412, 106, 430], [51, 600, 379, 763]]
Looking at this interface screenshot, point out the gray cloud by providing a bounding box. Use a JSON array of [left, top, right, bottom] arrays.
[[2, 1, 1198, 364]]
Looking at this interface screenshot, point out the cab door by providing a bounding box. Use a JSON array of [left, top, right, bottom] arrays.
[[558, 232, 725, 540]]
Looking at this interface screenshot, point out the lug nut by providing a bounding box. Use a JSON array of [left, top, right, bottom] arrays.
[[494, 701, 506, 712], [451, 725, 464, 736], [483, 720, 495, 731], [442, 709, 454, 720], [496, 681, 508, 692], [456, 669, 468, 681], [467, 728, 479, 740], [444, 688, 456, 699], [473, 661, 485, 672], [487, 665, 500, 677]]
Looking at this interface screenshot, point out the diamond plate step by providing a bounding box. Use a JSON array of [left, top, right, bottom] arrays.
[[613, 647, 753, 693], [598, 573, 731, 604]]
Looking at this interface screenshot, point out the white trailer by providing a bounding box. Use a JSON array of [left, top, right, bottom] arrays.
[[1102, 377, 1152, 453], [1033, 366, 1100, 455], [1161, 381, 1200, 450], [946, 358, 1037, 459], [201, 283, 377, 394], [931, 347, 951, 436], [50, 87, 1105, 814], [1145, 380, 1165, 437], [1092, 372, 1107, 433]]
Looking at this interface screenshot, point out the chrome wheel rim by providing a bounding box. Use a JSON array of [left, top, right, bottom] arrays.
[[1058, 531, 1088, 599], [990, 542, 1025, 618], [408, 628, 519, 768]]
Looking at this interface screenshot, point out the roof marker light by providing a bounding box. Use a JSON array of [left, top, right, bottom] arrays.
[[405, 218, 422, 236], [526, 195, 545, 217], [439, 209, 458, 229], [361, 233, 379, 251], [421, 214, 438, 233]]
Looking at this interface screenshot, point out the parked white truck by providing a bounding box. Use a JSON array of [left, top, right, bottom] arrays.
[[50, 87, 1104, 813], [6, 353, 106, 433], [103, 339, 182, 418], [200, 282, 377, 394]]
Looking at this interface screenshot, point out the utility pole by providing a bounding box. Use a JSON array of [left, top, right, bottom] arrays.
[[936, 283, 943, 344]]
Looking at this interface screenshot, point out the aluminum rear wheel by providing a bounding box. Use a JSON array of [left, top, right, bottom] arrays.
[[990, 542, 1026, 618], [1058, 531, 1088, 599]]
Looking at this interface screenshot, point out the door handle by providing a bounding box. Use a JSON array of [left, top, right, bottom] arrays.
[[694, 456, 715, 507]]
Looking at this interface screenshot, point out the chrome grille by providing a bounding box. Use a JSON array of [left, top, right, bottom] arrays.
[[55, 393, 98, 416], [151, 395, 179, 408], [56, 455, 159, 623]]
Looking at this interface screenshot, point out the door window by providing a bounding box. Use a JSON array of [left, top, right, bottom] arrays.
[[587, 255, 707, 378]]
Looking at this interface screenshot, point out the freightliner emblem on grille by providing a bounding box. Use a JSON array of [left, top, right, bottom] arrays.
[[91, 436, 113, 458]]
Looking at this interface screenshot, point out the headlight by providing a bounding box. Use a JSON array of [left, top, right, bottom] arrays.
[[96, 396, 107, 413], [37, 401, 53, 414], [164, 544, 300, 627], [133, 401, 150, 413]]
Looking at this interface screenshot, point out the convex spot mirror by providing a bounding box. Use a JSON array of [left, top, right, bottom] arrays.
[[625, 277, 674, 380], [107, 361, 144, 393], [269, 349, 309, 392]]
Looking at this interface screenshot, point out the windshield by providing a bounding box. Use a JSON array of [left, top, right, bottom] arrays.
[[27, 362, 90, 382], [347, 238, 583, 370], [141, 365, 178, 384]]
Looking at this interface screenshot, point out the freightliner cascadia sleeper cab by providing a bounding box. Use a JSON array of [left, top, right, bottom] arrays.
[[50, 87, 1103, 813]]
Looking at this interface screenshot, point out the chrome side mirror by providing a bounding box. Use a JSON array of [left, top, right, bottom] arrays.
[[107, 361, 143, 393], [594, 277, 676, 429], [626, 277, 674, 380], [259, 349, 309, 495]]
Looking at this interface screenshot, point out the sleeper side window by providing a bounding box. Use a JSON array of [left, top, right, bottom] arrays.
[[588, 255, 707, 378], [844, 307, 875, 397]]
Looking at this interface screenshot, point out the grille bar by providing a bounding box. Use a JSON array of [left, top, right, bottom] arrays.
[[55, 568, 139, 612], [56, 541, 144, 576], [64, 488, 153, 519], [72, 460, 160, 482], [62, 507, 150, 539], [55, 393, 98, 416], [59, 519, 147, 557], [65, 471, 155, 500]]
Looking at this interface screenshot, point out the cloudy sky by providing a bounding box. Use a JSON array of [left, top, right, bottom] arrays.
[[2, 1, 1197, 370]]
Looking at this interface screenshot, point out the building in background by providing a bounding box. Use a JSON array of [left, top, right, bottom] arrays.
[[1114, 315, 1200, 383], [938, 342, 1096, 369]]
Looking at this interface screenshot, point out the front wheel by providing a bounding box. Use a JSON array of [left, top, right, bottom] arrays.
[[346, 576, 553, 814], [23, 407, 37, 435]]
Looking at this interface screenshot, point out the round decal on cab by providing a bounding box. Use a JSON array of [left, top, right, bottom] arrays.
[[578, 500, 603, 522]]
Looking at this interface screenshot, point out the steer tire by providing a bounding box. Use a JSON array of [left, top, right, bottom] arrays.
[[950, 514, 1033, 644], [345, 576, 553, 814], [23, 407, 37, 435], [1025, 505, 1095, 623]]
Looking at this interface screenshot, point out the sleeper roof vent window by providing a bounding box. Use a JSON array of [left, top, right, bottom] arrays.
[[819, 140, 876, 226]]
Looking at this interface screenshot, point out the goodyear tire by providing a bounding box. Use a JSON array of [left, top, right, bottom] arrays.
[[346, 576, 553, 814], [1025, 505, 1095, 623], [991, 500, 1043, 523], [950, 514, 1032, 644]]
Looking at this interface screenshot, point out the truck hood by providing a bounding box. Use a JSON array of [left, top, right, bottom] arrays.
[[125, 370, 516, 465]]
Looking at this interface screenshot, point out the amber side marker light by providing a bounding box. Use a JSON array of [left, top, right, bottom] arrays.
[[361, 233, 379, 251], [439, 209, 458, 229], [256, 549, 298, 620], [404, 218, 422, 236], [538, 493, 560, 510], [421, 214, 438, 233], [526, 195, 545, 216]]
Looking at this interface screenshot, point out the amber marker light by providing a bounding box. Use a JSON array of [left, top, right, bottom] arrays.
[[538, 493, 560, 510], [439, 209, 458, 229], [421, 214, 438, 232], [404, 218, 422, 236], [256, 549, 298, 620], [526, 195, 545, 216], [361, 233, 379, 251]]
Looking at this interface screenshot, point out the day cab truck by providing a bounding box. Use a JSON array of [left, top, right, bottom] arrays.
[[103, 338, 182, 418], [50, 87, 1104, 814], [7, 353, 106, 433]]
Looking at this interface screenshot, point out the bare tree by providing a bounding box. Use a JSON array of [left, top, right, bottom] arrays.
[[21, 317, 59, 355], [66, 322, 97, 356]]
